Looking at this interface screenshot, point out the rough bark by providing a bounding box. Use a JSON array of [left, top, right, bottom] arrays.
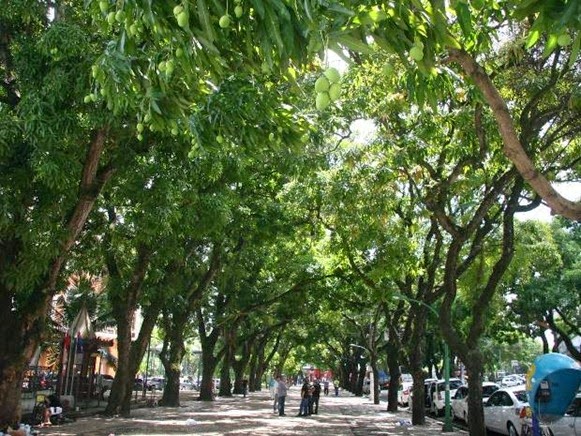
[[465, 352, 486, 436], [386, 344, 401, 412], [103, 243, 151, 416], [159, 323, 186, 406], [199, 350, 219, 401], [409, 306, 428, 426], [196, 305, 222, 401]]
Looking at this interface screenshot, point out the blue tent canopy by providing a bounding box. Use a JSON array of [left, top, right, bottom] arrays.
[[526, 353, 581, 422]]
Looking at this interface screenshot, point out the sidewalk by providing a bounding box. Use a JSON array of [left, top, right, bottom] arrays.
[[37, 387, 467, 435]]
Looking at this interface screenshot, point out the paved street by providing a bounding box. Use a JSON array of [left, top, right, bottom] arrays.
[[36, 387, 467, 435]]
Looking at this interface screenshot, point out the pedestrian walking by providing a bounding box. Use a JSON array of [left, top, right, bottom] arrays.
[[276, 376, 288, 416], [334, 379, 340, 397], [323, 379, 329, 396]]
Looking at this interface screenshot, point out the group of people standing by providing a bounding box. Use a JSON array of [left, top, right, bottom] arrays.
[[298, 379, 321, 416], [270, 376, 336, 417]]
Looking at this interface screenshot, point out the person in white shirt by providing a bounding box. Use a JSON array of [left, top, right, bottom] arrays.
[[276, 376, 288, 416]]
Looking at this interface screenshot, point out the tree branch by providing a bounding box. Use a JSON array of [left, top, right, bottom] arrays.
[[447, 49, 581, 221]]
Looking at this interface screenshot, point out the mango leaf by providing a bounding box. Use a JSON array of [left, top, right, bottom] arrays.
[[197, 0, 215, 43], [264, 6, 285, 53], [455, 2, 473, 38], [249, 0, 266, 18], [542, 33, 559, 58], [526, 28, 541, 49], [270, 0, 291, 22], [334, 34, 375, 54], [326, 3, 355, 16]]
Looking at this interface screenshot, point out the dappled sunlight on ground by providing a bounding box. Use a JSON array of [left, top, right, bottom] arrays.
[[36, 388, 466, 435]]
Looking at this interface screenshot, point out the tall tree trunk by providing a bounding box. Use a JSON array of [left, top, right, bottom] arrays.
[[386, 343, 401, 412], [409, 306, 428, 425], [105, 307, 134, 416], [465, 351, 485, 436], [247, 343, 260, 392], [218, 357, 233, 397], [251, 338, 268, 392], [103, 241, 151, 416], [123, 303, 161, 410], [197, 306, 222, 401], [219, 327, 235, 397], [199, 351, 218, 401], [159, 324, 186, 407], [231, 341, 249, 395]]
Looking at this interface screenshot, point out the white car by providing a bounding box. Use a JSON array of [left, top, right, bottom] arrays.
[[398, 381, 414, 406], [428, 378, 464, 416], [500, 375, 525, 387], [451, 382, 500, 422], [484, 386, 529, 436]]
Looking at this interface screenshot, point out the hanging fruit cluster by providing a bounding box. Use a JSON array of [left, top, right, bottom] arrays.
[[315, 67, 342, 111], [219, 0, 243, 28]]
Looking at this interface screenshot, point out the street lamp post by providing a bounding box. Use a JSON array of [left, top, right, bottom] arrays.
[[393, 294, 454, 432]]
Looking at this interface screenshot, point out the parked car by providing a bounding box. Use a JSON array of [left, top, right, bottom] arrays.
[[148, 377, 165, 391], [363, 377, 370, 394], [400, 373, 413, 384], [180, 377, 195, 390], [398, 381, 414, 407], [428, 378, 464, 416], [134, 378, 146, 391], [378, 371, 390, 390], [409, 377, 437, 409], [484, 386, 529, 436], [500, 374, 525, 387], [451, 382, 500, 422]]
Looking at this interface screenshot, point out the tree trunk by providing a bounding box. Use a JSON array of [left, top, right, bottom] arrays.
[[104, 309, 133, 416], [465, 351, 486, 436], [386, 346, 401, 412], [371, 364, 380, 405], [103, 243, 150, 416], [162, 364, 182, 407], [218, 359, 233, 397], [247, 343, 260, 392], [160, 334, 186, 407], [0, 364, 25, 428], [232, 355, 246, 395], [199, 351, 218, 401], [219, 328, 235, 396], [409, 306, 428, 425], [254, 335, 278, 392]]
